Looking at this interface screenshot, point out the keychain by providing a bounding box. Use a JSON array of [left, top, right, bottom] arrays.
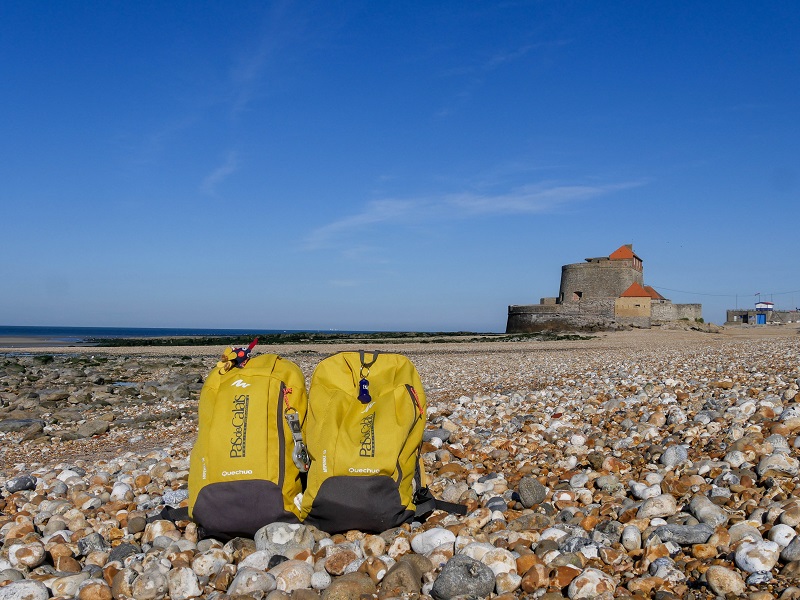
[[358, 376, 371, 403], [357, 351, 378, 404]]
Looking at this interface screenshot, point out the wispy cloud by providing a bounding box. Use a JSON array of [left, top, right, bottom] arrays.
[[200, 151, 239, 195], [304, 179, 645, 250], [304, 199, 416, 250], [444, 181, 643, 215]]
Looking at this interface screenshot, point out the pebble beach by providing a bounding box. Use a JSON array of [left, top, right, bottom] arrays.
[[1, 325, 800, 600]]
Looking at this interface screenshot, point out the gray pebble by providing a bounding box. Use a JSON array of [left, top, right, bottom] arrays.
[[485, 496, 507, 512], [518, 477, 546, 508], [162, 489, 189, 505], [431, 555, 495, 600], [5, 475, 36, 493], [651, 524, 714, 545], [660, 444, 689, 468], [424, 428, 451, 443], [746, 570, 773, 584]]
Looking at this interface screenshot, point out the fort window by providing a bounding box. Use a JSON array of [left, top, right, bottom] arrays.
[[573, 291, 583, 301]]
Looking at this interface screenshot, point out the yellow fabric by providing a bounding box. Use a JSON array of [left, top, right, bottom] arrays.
[[188, 352, 308, 519], [299, 351, 426, 521]]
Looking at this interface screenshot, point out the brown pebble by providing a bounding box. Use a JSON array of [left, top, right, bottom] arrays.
[[55, 555, 82, 572], [78, 581, 113, 600], [550, 564, 581, 588], [380, 560, 422, 595], [324, 549, 358, 576], [321, 572, 376, 600], [691, 543, 718, 559]]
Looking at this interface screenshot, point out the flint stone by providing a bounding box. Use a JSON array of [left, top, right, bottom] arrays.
[[162, 489, 189, 505], [131, 569, 169, 600], [596, 477, 624, 495], [311, 570, 332, 590], [518, 477, 547, 507], [78, 533, 110, 556], [321, 572, 376, 600], [270, 560, 314, 592], [431, 555, 495, 600], [5, 475, 37, 493], [735, 540, 780, 573], [485, 496, 507, 512], [766, 434, 790, 453], [482, 547, 517, 576], [255, 523, 315, 559], [567, 567, 616, 599], [77, 581, 113, 600], [729, 522, 763, 544], [9, 542, 46, 569], [660, 444, 689, 468], [689, 494, 729, 527], [0, 569, 23, 582], [651, 524, 713, 545], [705, 565, 745, 597], [0, 580, 49, 600], [167, 568, 201, 600], [239, 550, 274, 571], [228, 567, 277, 596], [769, 523, 796, 548], [191, 548, 230, 578], [780, 535, 800, 562], [747, 571, 773, 584], [757, 454, 799, 478], [109, 543, 139, 563], [637, 494, 678, 519], [424, 428, 451, 442], [412, 528, 455, 555], [621, 525, 642, 551], [51, 572, 90, 597], [381, 560, 423, 595]]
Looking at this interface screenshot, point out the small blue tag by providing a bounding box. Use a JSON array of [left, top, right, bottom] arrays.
[[358, 378, 371, 403]]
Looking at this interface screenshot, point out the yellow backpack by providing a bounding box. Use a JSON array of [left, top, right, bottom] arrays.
[[299, 351, 428, 533], [188, 344, 308, 539]]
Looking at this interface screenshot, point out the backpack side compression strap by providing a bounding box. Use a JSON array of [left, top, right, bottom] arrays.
[[413, 487, 468, 519], [412, 464, 467, 519]]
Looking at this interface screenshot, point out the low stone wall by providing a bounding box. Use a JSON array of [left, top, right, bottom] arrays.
[[615, 316, 652, 329], [507, 299, 630, 333], [508, 299, 702, 332], [651, 302, 703, 322]]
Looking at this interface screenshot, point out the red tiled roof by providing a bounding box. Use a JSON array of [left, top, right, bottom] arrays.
[[620, 282, 651, 298], [643, 285, 666, 300], [609, 244, 641, 261]]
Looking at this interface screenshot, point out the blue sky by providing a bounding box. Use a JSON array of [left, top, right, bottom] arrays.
[[2, 1, 798, 331]]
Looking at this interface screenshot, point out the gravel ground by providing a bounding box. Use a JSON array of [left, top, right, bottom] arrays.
[[1, 323, 800, 600]]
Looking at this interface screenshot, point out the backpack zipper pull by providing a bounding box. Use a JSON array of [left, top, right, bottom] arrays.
[[358, 362, 372, 404], [283, 387, 309, 472]]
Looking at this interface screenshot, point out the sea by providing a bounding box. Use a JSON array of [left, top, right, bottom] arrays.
[[0, 325, 317, 345]]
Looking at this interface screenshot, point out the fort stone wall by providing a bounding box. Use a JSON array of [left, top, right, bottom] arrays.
[[559, 262, 643, 303]]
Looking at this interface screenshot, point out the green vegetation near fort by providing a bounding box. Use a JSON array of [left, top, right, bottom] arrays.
[[93, 331, 594, 347]]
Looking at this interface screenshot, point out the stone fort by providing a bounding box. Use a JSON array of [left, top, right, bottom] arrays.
[[506, 244, 702, 332]]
